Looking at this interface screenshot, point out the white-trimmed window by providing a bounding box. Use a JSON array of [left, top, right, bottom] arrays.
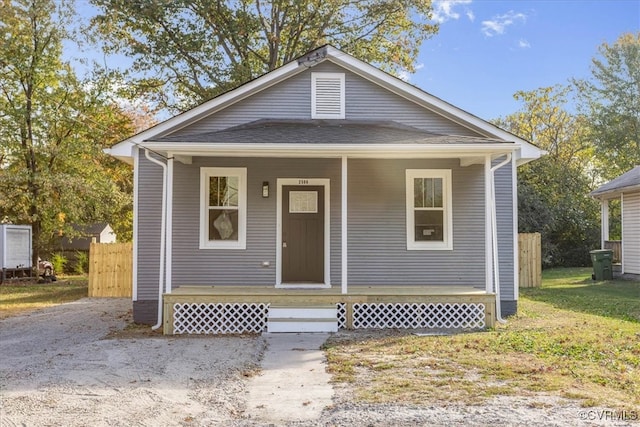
[[200, 167, 247, 249], [406, 169, 453, 250], [311, 72, 345, 119]]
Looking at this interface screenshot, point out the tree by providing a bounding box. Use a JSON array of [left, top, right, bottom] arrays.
[[575, 32, 640, 180], [0, 0, 136, 266], [90, 0, 438, 112], [495, 86, 600, 267]]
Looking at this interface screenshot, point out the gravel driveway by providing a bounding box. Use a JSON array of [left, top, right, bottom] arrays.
[[0, 298, 264, 427], [0, 298, 634, 426]]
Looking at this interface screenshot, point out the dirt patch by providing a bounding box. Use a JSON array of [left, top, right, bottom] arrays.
[[0, 298, 265, 427]]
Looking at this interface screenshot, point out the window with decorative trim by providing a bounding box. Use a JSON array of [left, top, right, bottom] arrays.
[[200, 167, 247, 249], [311, 72, 345, 119], [406, 169, 453, 250]]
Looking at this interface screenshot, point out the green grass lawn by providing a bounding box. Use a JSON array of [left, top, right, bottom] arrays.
[[521, 267, 640, 323], [324, 268, 640, 411], [0, 277, 88, 319]]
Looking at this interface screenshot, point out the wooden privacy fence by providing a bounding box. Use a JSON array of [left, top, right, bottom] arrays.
[[89, 242, 133, 297], [604, 240, 622, 264], [518, 233, 542, 288]]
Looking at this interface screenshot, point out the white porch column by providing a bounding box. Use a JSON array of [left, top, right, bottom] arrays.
[[511, 160, 519, 301], [132, 148, 139, 301], [600, 199, 609, 249], [484, 155, 493, 293], [166, 155, 174, 293], [341, 155, 348, 294]]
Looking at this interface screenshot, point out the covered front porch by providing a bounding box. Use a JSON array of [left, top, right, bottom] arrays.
[[163, 285, 496, 334], [130, 120, 523, 333]]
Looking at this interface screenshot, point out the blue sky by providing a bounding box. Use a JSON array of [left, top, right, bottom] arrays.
[[416, 0, 640, 120], [71, 0, 639, 121]]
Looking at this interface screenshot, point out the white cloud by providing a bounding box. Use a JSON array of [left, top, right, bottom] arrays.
[[432, 0, 474, 24], [466, 10, 475, 22], [518, 39, 531, 48], [398, 62, 424, 83], [481, 11, 527, 36], [398, 63, 425, 82], [398, 70, 410, 82]]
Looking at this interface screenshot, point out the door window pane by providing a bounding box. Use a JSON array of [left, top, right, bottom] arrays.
[[289, 191, 318, 213]]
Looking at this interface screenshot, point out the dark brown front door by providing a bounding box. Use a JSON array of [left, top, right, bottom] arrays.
[[282, 185, 324, 283]]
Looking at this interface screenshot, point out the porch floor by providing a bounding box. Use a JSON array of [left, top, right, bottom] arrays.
[[168, 284, 487, 296], [163, 285, 496, 334]]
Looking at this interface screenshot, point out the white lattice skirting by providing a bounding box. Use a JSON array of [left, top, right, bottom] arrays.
[[351, 303, 486, 330], [173, 303, 268, 334], [336, 303, 347, 329], [172, 302, 485, 334]]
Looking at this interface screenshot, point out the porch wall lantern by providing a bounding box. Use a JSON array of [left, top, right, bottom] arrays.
[[262, 181, 269, 198]]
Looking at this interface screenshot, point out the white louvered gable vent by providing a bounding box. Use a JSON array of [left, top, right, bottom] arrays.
[[312, 73, 345, 119]]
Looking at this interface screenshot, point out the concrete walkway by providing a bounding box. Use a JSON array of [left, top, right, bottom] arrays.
[[245, 333, 333, 424]]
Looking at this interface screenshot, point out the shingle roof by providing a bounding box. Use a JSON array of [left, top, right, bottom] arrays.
[[590, 165, 640, 197], [149, 119, 509, 145]]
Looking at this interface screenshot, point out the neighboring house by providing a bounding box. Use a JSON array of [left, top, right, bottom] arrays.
[[107, 45, 544, 334], [590, 166, 640, 276], [59, 223, 117, 251]]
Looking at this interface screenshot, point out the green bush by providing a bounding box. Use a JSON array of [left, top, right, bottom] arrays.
[[74, 251, 89, 275], [50, 253, 67, 275]]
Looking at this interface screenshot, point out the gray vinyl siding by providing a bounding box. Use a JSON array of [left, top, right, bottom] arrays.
[[340, 65, 477, 135], [167, 62, 480, 138], [136, 151, 165, 300], [494, 159, 515, 301], [347, 159, 485, 286], [167, 75, 311, 136], [170, 157, 343, 286], [622, 191, 640, 274]]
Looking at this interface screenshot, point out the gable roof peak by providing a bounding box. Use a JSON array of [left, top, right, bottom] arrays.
[[106, 44, 544, 165], [297, 45, 330, 67]]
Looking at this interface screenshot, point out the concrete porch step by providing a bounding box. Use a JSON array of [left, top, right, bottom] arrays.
[[267, 305, 338, 333]]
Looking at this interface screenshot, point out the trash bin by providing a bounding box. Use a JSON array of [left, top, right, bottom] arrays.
[[590, 249, 613, 281]]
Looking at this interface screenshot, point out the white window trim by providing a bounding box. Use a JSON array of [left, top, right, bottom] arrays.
[[311, 72, 345, 119], [200, 167, 247, 250], [406, 169, 453, 251]]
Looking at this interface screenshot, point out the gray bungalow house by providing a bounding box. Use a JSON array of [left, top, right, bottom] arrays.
[[590, 166, 640, 276], [108, 46, 543, 334]]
